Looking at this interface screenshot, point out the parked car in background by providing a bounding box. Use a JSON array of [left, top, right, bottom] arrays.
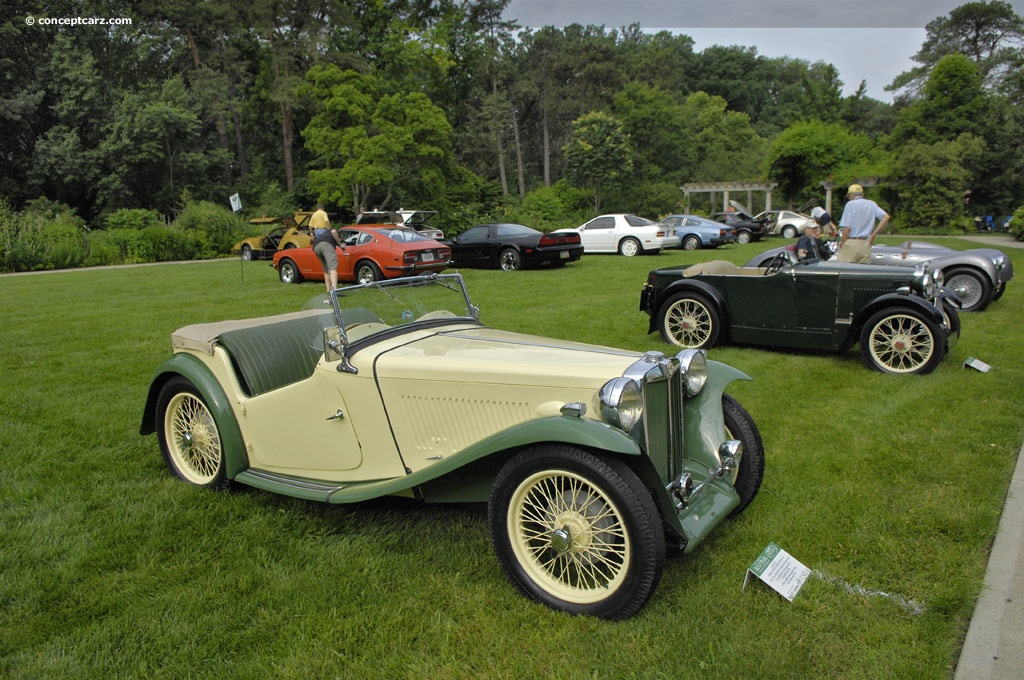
[[745, 240, 1014, 313], [658, 215, 737, 251], [710, 202, 768, 244], [272, 225, 451, 284], [640, 257, 960, 375], [446, 223, 583, 270], [141, 272, 765, 620], [566, 214, 679, 256], [755, 210, 817, 238], [233, 213, 313, 260], [356, 209, 444, 240]]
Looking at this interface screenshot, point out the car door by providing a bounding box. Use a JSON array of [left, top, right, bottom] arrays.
[[240, 370, 364, 475], [715, 272, 800, 346], [334, 228, 363, 280], [579, 216, 616, 252], [452, 225, 491, 267]]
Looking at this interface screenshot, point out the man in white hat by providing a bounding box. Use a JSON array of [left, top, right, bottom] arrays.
[[836, 184, 889, 263]]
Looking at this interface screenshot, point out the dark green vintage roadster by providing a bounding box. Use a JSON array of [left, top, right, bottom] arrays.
[[639, 258, 961, 375]]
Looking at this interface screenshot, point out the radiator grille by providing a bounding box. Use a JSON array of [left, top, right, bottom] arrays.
[[642, 366, 683, 484]]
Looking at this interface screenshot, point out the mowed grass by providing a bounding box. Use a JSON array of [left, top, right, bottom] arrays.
[[1, 236, 1022, 679]]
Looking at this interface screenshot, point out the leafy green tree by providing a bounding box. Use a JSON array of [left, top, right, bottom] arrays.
[[562, 111, 633, 213], [891, 53, 990, 145], [764, 121, 883, 204], [887, 135, 985, 230], [301, 65, 455, 212], [678, 92, 765, 183], [888, 1, 1024, 98]]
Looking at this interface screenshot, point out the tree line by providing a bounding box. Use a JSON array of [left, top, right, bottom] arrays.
[[2, 0, 1023, 271]]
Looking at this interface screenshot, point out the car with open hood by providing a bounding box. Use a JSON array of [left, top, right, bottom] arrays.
[[710, 201, 769, 244], [640, 257, 960, 375], [232, 212, 315, 260], [140, 273, 765, 620]]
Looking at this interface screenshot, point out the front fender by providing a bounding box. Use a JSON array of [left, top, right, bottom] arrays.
[[685, 360, 753, 467], [139, 353, 249, 479], [853, 293, 948, 336]]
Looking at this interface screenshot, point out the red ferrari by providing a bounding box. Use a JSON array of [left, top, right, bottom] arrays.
[[272, 225, 452, 284]]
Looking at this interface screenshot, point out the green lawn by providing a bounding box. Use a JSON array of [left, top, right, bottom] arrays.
[[2, 237, 1022, 679]]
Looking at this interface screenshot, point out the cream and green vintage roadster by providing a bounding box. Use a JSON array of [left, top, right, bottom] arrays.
[[140, 274, 765, 619]]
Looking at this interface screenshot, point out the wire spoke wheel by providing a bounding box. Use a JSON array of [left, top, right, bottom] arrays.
[[509, 469, 629, 602], [157, 377, 228, 488], [660, 294, 718, 348], [489, 446, 663, 619], [862, 310, 940, 374]]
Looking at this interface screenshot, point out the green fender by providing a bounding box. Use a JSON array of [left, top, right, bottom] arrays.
[[684, 360, 753, 472], [340, 414, 644, 505], [139, 354, 249, 479]]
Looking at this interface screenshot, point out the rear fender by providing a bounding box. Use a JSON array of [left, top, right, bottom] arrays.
[[139, 353, 249, 479]]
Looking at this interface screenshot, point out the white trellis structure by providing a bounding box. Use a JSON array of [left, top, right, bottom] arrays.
[[679, 182, 779, 214]]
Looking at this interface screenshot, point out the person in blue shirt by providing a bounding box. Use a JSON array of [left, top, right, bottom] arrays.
[[837, 184, 889, 263]]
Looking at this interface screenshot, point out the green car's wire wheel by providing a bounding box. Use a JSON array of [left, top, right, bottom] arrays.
[[860, 308, 944, 375], [722, 394, 765, 516], [658, 293, 720, 349], [489, 445, 664, 620], [157, 377, 228, 488]]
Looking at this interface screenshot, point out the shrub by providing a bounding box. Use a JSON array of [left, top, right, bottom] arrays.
[[173, 200, 247, 257], [102, 208, 164, 231], [1011, 206, 1024, 240], [0, 198, 87, 271]]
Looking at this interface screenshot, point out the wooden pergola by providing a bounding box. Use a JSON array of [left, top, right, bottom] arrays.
[[679, 182, 779, 214]]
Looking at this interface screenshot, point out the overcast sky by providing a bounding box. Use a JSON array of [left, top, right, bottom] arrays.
[[501, 1, 1024, 101]]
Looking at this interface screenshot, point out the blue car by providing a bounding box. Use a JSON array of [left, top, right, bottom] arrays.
[[659, 215, 738, 251]]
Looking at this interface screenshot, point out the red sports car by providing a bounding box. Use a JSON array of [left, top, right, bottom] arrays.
[[272, 225, 452, 284]]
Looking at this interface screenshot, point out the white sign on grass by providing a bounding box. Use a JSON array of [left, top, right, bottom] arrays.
[[744, 542, 810, 602], [229, 193, 242, 212]]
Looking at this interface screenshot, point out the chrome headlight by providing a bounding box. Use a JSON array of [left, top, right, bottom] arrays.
[[599, 377, 643, 432], [676, 349, 708, 396], [915, 266, 935, 297], [933, 268, 944, 287]]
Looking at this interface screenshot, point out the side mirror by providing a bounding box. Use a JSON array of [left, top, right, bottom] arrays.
[[323, 327, 345, 363]]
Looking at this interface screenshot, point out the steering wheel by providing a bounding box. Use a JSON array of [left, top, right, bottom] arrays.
[[763, 252, 790, 276]]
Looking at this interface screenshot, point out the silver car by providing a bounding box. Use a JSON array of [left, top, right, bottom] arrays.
[[754, 210, 817, 238], [745, 240, 1014, 312]]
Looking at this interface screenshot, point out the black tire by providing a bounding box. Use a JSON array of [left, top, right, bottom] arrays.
[[277, 258, 302, 284], [781, 226, 797, 239], [681, 235, 702, 251], [284, 243, 296, 249], [156, 376, 229, 489], [943, 267, 991, 312], [499, 247, 522, 271], [356, 260, 382, 284], [859, 307, 945, 375], [735, 229, 752, 245], [488, 445, 665, 620], [619, 237, 642, 257], [722, 394, 765, 515], [241, 245, 254, 261], [657, 292, 721, 349]]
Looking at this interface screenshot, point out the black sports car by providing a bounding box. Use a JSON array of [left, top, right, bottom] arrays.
[[446, 223, 583, 271]]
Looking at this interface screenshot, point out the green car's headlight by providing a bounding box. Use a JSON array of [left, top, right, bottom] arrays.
[[915, 267, 935, 297], [676, 349, 708, 396], [599, 377, 643, 432]]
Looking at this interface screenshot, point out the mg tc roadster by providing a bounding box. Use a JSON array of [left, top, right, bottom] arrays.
[[141, 274, 765, 620]]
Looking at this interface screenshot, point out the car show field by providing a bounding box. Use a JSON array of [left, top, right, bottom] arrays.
[[1, 235, 1023, 677]]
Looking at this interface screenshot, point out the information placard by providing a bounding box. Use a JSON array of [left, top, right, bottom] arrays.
[[743, 542, 810, 602]]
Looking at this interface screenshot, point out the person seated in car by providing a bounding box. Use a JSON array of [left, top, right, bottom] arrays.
[[797, 223, 828, 261]]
